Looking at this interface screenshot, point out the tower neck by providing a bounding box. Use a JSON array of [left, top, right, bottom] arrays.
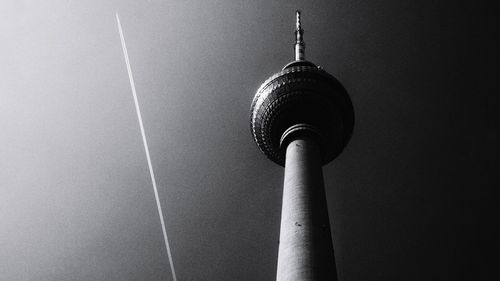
[[295, 10, 305, 61]]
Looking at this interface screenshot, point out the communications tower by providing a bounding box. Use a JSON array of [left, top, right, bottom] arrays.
[[250, 11, 354, 281]]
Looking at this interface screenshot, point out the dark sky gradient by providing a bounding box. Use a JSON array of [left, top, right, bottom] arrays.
[[1, 1, 497, 280]]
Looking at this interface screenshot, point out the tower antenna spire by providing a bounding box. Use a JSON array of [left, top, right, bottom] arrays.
[[295, 10, 305, 60]]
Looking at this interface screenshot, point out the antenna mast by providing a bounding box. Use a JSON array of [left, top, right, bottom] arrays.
[[295, 10, 305, 60]]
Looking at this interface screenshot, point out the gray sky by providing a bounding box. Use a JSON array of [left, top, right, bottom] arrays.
[[1, 1, 497, 280]]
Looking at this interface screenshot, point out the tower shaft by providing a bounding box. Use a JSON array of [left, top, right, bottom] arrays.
[[277, 136, 337, 281]]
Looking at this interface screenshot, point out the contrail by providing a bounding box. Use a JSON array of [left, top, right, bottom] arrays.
[[115, 13, 178, 281]]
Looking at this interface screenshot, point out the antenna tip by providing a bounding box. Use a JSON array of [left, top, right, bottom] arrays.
[[296, 10, 302, 30]]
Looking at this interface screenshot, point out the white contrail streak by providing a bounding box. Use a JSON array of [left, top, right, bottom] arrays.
[[115, 13, 178, 281]]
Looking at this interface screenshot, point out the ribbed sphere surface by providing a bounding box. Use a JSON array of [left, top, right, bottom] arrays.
[[250, 61, 354, 166]]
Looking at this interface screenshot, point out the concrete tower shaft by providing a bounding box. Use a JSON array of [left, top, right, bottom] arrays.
[[277, 136, 337, 280]]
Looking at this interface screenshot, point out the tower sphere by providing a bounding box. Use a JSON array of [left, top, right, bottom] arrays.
[[250, 60, 354, 166], [249, 11, 353, 166]]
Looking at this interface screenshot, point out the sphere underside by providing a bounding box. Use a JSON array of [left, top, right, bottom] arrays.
[[250, 62, 354, 166]]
